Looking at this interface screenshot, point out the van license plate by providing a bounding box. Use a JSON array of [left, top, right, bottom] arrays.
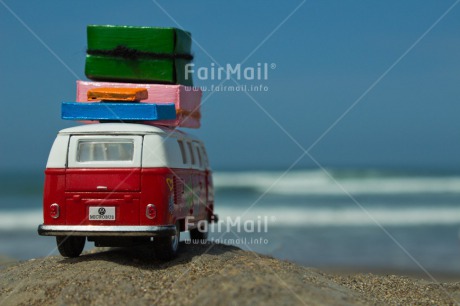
[[89, 207, 116, 221]]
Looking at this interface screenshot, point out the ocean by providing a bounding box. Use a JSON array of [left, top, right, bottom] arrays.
[[1, 169, 460, 276]]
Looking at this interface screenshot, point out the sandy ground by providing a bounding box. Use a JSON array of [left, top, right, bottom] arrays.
[[0, 255, 17, 266], [0, 243, 459, 306]]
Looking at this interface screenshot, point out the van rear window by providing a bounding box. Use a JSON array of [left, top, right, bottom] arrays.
[[77, 140, 134, 162]]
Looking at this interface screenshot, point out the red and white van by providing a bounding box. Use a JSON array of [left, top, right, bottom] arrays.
[[38, 123, 215, 260]]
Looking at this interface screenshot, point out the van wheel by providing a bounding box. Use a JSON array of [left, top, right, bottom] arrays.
[[154, 222, 180, 261], [56, 236, 85, 258], [190, 220, 208, 242]]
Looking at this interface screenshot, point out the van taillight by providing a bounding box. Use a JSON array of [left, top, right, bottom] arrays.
[[146, 204, 156, 219], [50, 203, 60, 219]]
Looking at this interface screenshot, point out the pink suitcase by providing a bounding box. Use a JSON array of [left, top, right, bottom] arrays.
[[76, 80, 202, 128]]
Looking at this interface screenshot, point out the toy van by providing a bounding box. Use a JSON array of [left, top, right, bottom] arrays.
[[38, 123, 216, 260]]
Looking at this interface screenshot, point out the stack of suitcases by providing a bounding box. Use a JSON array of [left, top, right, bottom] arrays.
[[62, 25, 202, 128]]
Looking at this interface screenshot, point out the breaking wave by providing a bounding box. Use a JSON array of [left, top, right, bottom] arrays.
[[2, 205, 460, 231], [214, 170, 460, 196], [215, 206, 460, 227]]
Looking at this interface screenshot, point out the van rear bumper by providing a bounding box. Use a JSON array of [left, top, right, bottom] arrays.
[[38, 224, 176, 237]]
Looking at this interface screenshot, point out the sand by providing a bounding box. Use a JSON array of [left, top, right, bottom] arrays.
[[0, 243, 459, 306], [0, 255, 17, 269]]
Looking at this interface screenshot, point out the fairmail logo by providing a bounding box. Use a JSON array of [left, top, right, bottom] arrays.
[[185, 62, 276, 81], [185, 215, 273, 233]]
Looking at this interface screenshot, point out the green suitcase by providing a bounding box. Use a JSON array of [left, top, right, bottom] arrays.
[[85, 25, 193, 85]]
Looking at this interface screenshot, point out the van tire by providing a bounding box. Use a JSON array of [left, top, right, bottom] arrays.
[[190, 220, 208, 242], [154, 222, 180, 261], [56, 236, 85, 258]]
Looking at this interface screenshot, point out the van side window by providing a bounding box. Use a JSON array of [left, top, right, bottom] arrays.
[[187, 142, 195, 165], [195, 145, 203, 167], [201, 146, 209, 167], [178, 140, 187, 164]]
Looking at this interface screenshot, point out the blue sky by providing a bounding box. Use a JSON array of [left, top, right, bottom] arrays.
[[1, 1, 460, 171]]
